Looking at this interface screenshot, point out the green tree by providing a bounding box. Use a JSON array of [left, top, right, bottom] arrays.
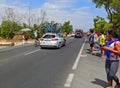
[[0, 21, 9, 38], [92, 0, 113, 22], [93, 16, 112, 33], [0, 21, 22, 39], [61, 21, 73, 34], [92, 0, 120, 29]]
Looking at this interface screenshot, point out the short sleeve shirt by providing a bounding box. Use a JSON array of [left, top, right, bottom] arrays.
[[89, 34, 94, 44], [99, 34, 105, 45], [105, 38, 120, 60]]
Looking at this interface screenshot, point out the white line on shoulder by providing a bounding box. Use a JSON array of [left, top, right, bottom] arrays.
[[72, 38, 86, 70], [64, 73, 74, 87]]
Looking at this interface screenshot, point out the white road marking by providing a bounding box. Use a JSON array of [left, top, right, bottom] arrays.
[[80, 54, 87, 57], [25, 49, 40, 55], [72, 39, 86, 70], [64, 73, 74, 87]]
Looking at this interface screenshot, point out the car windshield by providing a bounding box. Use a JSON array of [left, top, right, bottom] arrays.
[[43, 35, 55, 38]]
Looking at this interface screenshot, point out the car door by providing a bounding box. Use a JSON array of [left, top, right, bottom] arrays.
[[56, 34, 63, 44]]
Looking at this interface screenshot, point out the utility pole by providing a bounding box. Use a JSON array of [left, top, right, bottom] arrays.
[[28, 7, 30, 27]]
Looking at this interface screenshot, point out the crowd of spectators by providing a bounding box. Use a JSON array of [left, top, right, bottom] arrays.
[[86, 29, 120, 88]]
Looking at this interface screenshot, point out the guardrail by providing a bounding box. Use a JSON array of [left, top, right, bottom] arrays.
[[0, 42, 15, 46]]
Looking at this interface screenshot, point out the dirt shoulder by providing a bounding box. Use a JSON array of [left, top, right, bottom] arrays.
[[0, 37, 34, 49]]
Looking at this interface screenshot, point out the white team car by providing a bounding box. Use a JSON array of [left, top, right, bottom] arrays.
[[40, 33, 66, 49], [71, 33, 75, 37]]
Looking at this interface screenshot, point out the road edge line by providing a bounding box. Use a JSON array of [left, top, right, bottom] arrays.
[[64, 73, 74, 87], [72, 38, 86, 70]]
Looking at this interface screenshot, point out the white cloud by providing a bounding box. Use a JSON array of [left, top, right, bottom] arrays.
[[42, 0, 75, 10], [0, 0, 31, 24], [41, 0, 95, 31], [0, 0, 107, 32]]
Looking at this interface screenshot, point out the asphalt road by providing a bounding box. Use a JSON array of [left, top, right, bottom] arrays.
[[0, 36, 85, 88]]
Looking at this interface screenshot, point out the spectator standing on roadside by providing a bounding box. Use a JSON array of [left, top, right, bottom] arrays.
[[99, 31, 105, 57], [94, 32, 99, 46], [22, 33, 25, 45], [34, 30, 38, 39], [24, 33, 29, 43], [89, 29, 95, 55], [102, 29, 120, 88], [86, 31, 91, 42], [34, 30, 40, 47]]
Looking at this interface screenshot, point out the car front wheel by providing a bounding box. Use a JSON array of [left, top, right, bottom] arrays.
[[57, 43, 62, 49]]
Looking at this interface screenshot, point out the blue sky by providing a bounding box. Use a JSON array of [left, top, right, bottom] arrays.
[[0, 0, 107, 32], [19, 0, 46, 8]]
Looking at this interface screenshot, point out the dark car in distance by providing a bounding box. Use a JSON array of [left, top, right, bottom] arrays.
[[74, 32, 82, 38], [74, 29, 83, 38]]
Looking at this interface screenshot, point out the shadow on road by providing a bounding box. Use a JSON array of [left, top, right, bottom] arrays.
[[91, 78, 108, 88]]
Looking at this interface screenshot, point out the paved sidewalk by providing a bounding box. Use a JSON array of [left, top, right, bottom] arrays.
[[71, 42, 120, 88]]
